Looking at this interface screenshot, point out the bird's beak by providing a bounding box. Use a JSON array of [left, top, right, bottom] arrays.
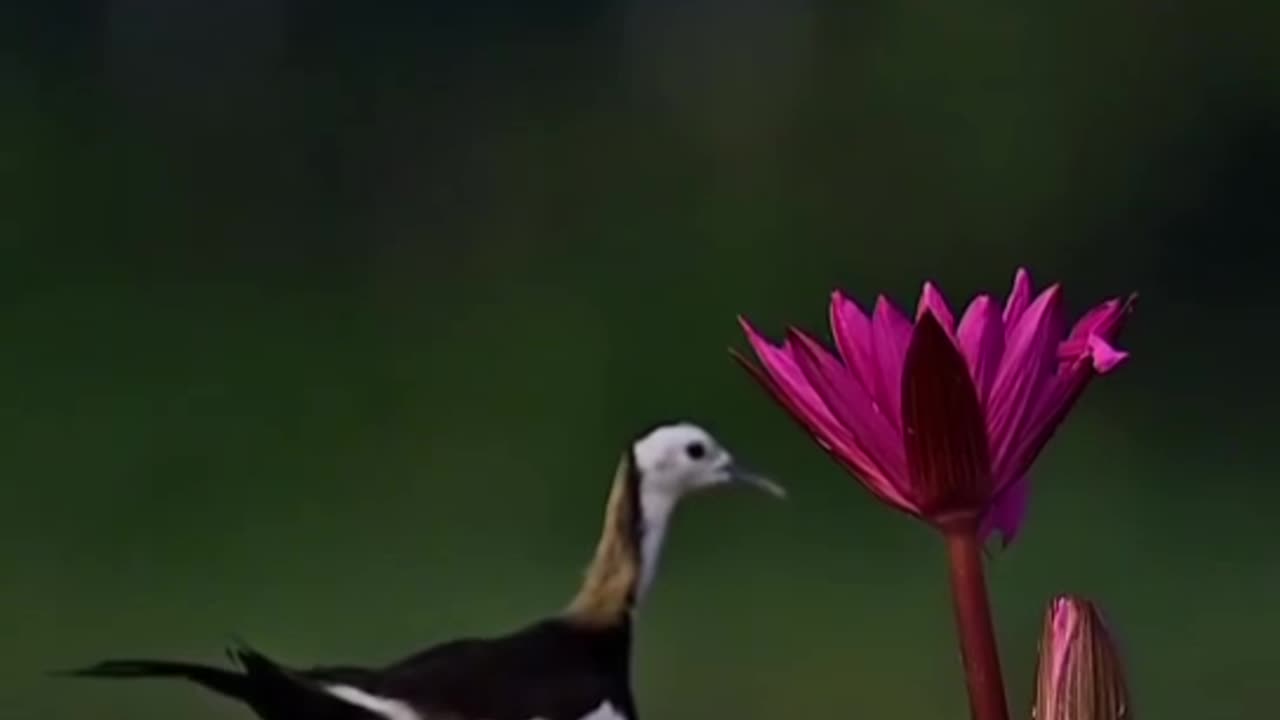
[[728, 463, 787, 499]]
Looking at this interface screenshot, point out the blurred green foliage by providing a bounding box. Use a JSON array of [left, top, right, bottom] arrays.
[[2, 2, 1279, 719]]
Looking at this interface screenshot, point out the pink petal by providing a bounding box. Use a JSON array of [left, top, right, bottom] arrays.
[[739, 319, 848, 437], [993, 363, 1087, 487], [829, 291, 880, 398], [736, 317, 917, 514], [741, 323, 821, 403], [956, 294, 1005, 405], [735, 328, 894, 494], [987, 284, 1064, 487], [979, 473, 1029, 546], [1003, 267, 1034, 328], [1088, 335, 1128, 373], [1049, 596, 1082, 691], [1058, 294, 1136, 365], [994, 292, 1134, 483], [1069, 299, 1124, 340], [787, 329, 916, 511], [915, 281, 956, 334], [900, 311, 993, 525], [869, 295, 912, 425], [997, 315, 1132, 485]]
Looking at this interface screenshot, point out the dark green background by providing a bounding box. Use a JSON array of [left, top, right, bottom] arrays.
[[3, 2, 1277, 718]]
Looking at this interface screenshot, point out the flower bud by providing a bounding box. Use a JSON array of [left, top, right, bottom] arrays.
[[1033, 595, 1131, 720]]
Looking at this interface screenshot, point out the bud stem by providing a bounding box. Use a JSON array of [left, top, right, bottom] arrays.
[[944, 529, 1010, 720]]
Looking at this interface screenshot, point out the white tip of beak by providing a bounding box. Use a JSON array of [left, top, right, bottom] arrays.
[[730, 464, 787, 499]]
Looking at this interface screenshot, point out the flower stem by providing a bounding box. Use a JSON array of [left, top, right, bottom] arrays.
[[944, 529, 1010, 720]]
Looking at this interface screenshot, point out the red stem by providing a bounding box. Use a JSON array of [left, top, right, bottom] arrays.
[[944, 529, 1010, 720]]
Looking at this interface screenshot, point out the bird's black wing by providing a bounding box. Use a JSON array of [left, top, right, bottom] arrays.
[[68, 622, 637, 720], [232, 647, 383, 719], [300, 663, 383, 688], [365, 619, 637, 720]]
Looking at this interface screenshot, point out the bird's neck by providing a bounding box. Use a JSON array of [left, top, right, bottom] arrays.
[[565, 455, 675, 627]]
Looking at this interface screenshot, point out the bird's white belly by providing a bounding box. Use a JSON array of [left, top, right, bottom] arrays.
[[326, 684, 420, 720], [568, 701, 628, 720], [326, 685, 628, 720]]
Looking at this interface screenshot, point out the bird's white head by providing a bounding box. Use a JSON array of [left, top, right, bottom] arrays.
[[621, 421, 784, 604], [630, 422, 786, 507], [566, 420, 785, 623]]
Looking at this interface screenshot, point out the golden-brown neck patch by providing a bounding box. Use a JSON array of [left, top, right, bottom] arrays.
[[565, 452, 644, 627]]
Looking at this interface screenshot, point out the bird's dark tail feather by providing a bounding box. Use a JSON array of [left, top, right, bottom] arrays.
[[56, 647, 351, 719], [55, 658, 251, 701]]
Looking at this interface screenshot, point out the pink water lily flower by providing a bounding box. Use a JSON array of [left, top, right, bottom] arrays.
[[736, 268, 1134, 543]]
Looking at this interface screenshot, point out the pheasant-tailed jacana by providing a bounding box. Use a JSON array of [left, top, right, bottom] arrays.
[[64, 422, 784, 720]]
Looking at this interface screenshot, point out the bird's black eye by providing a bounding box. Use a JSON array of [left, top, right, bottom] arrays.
[[685, 441, 707, 460]]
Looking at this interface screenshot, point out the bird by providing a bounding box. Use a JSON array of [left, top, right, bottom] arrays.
[[62, 421, 785, 720]]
